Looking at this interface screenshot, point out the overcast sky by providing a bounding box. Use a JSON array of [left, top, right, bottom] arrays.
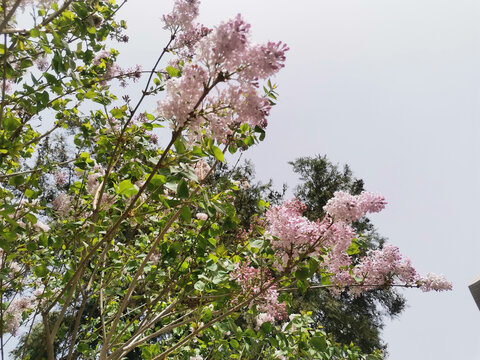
[[116, 1, 480, 358]]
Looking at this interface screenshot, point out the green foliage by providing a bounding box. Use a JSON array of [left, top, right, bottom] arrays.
[[0, 2, 396, 360]]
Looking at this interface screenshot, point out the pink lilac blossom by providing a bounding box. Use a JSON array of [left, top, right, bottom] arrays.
[[33, 221, 50, 232], [0, 250, 22, 279], [118, 64, 143, 88], [157, 6, 288, 143], [157, 64, 208, 127], [149, 133, 158, 144], [93, 51, 123, 85], [93, 50, 110, 66], [419, 272, 452, 292], [35, 55, 49, 71], [2, 79, 12, 93], [240, 41, 289, 81], [52, 193, 71, 216], [86, 162, 105, 195], [255, 312, 275, 329], [162, 0, 199, 31], [206, 83, 271, 136], [266, 198, 331, 270], [230, 263, 287, 324], [54, 172, 67, 186], [4, 296, 33, 336], [193, 159, 211, 181], [172, 25, 212, 58], [348, 244, 418, 295], [266, 196, 451, 297], [195, 14, 250, 73], [323, 191, 386, 222]]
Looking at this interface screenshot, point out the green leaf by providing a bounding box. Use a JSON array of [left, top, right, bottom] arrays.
[[166, 66, 180, 77], [230, 338, 240, 349], [176, 179, 189, 199], [347, 239, 360, 255], [297, 279, 309, 293], [180, 206, 191, 223], [174, 138, 186, 154], [260, 321, 273, 333], [3, 117, 21, 132], [117, 179, 138, 197], [308, 257, 319, 275], [311, 336, 327, 351], [249, 239, 264, 249], [2, 232, 17, 241], [25, 189, 35, 198], [0, 238, 10, 252], [8, 175, 24, 187], [142, 122, 153, 131], [202, 307, 212, 322], [24, 213, 37, 224], [194, 280, 205, 291], [34, 263, 48, 277], [110, 108, 125, 119], [150, 174, 166, 187], [295, 267, 310, 281], [30, 28, 40, 37], [211, 145, 225, 163]]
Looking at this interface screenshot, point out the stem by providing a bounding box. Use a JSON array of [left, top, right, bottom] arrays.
[[0, 0, 22, 33], [0, 30, 7, 130], [152, 282, 277, 360], [38, 0, 75, 30], [100, 206, 183, 359], [0, 158, 77, 179], [93, 35, 175, 211], [43, 313, 55, 360]]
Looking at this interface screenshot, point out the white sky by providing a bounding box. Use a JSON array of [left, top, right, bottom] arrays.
[[116, 1, 480, 359]]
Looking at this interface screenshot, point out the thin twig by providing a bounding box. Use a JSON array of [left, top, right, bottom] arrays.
[[0, 0, 22, 33]]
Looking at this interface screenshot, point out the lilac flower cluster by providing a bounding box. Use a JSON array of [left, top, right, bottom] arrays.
[[158, 0, 288, 142], [93, 51, 142, 87], [266, 192, 452, 295], [4, 296, 33, 335], [419, 272, 452, 292], [323, 190, 386, 222], [230, 263, 287, 326], [52, 193, 72, 216]]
